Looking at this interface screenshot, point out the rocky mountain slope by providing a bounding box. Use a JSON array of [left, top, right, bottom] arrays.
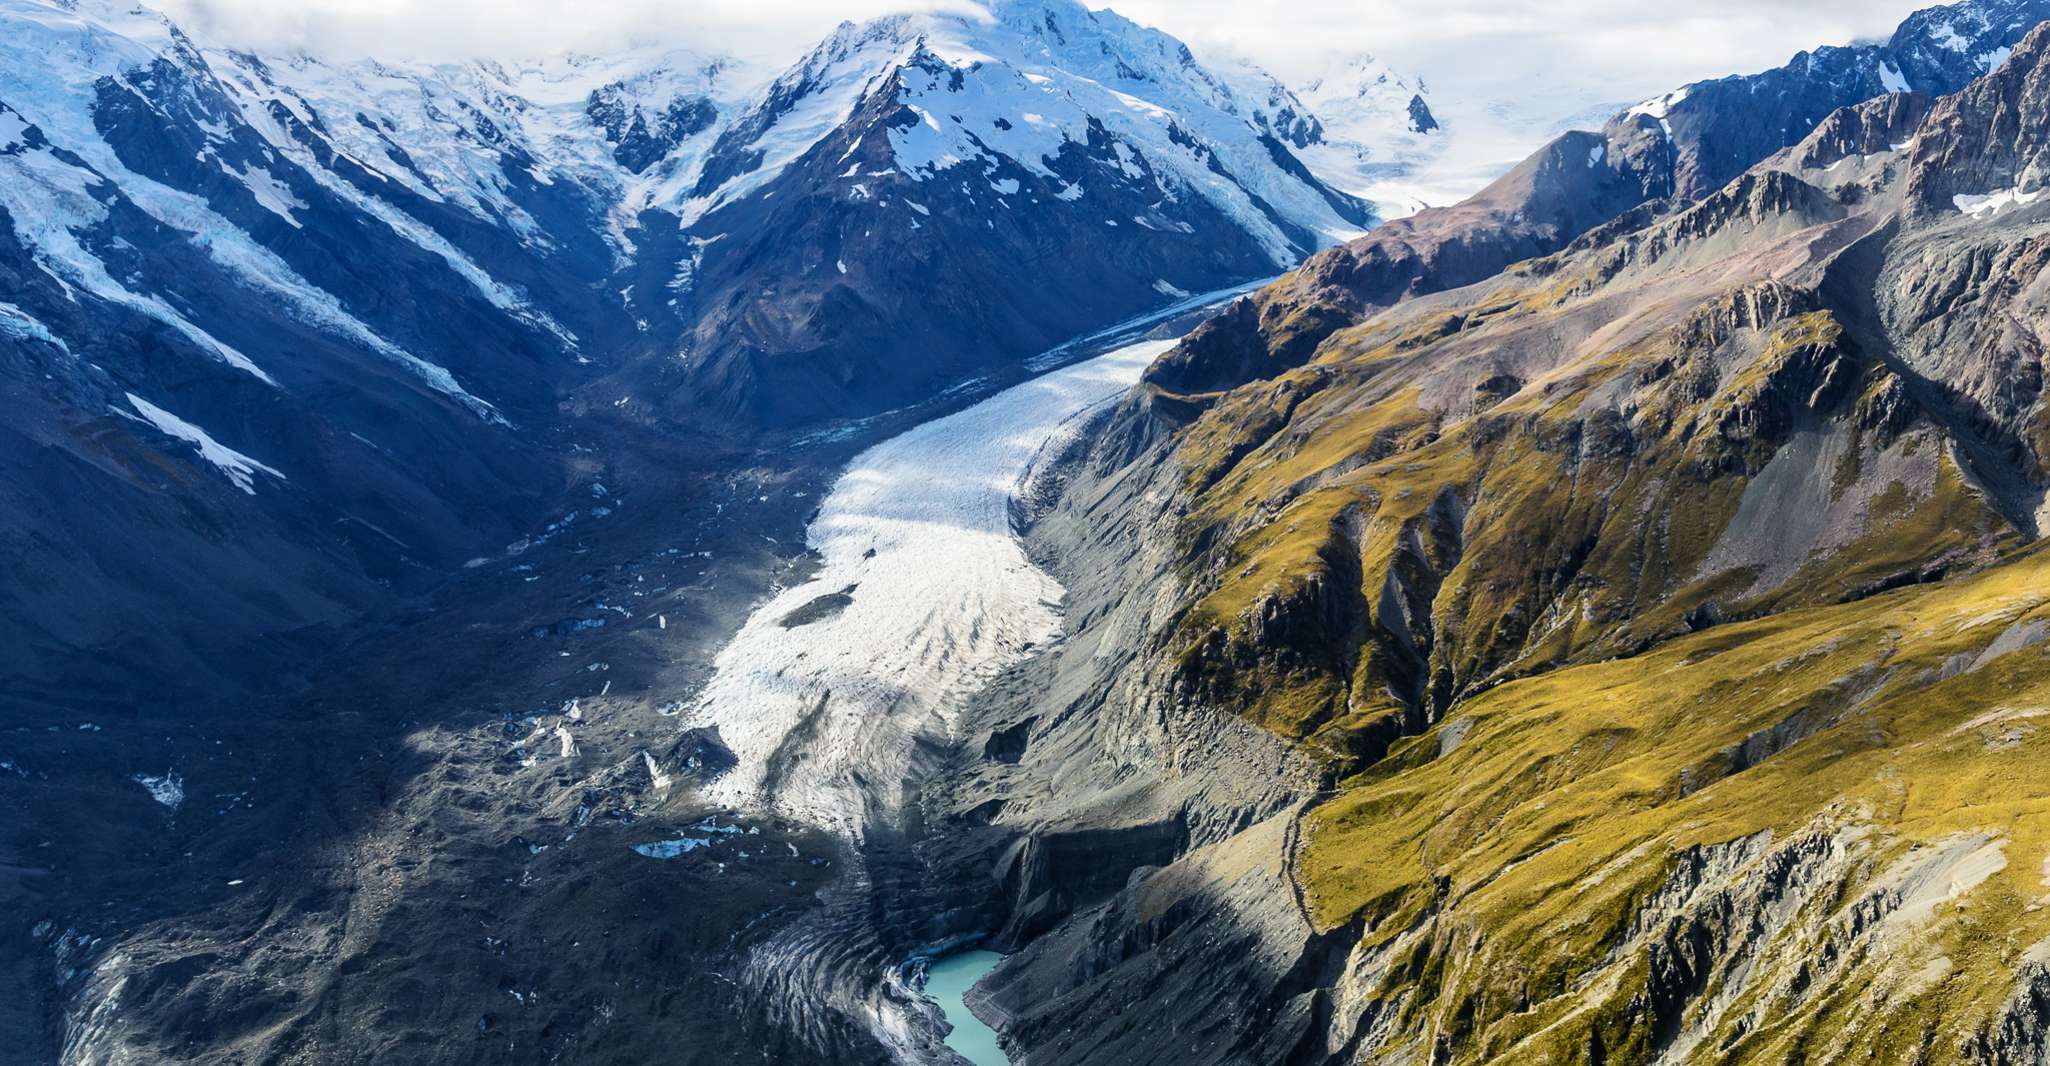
[[0, 3, 1400, 1060], [661, 0, 1376, 426], [909, 10, 2050, 1064], [0, 0, 1382, 711], [1150, 0, 2050, 405], [1648, 0, 2050, 200]]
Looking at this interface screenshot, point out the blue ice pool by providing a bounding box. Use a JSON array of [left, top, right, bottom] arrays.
[[925, 950, 1007, 1065]]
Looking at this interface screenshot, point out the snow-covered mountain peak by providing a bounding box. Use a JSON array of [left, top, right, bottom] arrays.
[[1890, 0, 2045, 84], [0, 0, 181, 90], [1300, 51, 1419, 100], [670, 0, 1375, 257], [482, 46, 750, 112], [1295, 50, 1436, 137], [1277, 48, 1453, 217], [1, 0, 1392, 268]]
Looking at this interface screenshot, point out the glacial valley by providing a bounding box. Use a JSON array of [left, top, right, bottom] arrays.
[[12, 0, 2050, 1063]]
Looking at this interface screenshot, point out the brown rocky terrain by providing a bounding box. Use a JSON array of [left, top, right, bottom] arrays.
[[899, 20, 2050, 1066]]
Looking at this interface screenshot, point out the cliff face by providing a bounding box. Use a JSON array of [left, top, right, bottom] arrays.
[[1647, 0, 2050, 200], [0, 0, 1383, 718], [1146, 0, 2050, 405], [921, 22, 2050, 1065], [1143, 119, 1675, 398]]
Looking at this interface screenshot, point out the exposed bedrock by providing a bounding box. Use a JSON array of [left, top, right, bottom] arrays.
[[885, 27, 2050, 1066], [881, 396, 1328, 1062]]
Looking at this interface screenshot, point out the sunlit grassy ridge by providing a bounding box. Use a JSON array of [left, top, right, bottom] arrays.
[[1130, 129, 2050, 1057], [1301, 541, 2050, 1061], [1158, 256, 2014, 767]]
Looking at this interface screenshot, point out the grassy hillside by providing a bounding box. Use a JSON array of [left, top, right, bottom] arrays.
[[1117, 34, 2050, 1061]]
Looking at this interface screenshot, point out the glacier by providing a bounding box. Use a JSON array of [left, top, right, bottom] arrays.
[[687, 335, 1175, 835]]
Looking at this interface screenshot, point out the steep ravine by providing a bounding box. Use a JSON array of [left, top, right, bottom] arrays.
[[893, 26, 2050, 1065], [678, 288, 1286, 1062], [906, 385, 1335, 1066]]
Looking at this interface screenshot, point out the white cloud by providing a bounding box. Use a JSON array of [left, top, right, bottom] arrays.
[[1096, 0, 1929, 102], [156, 0, 1932, 106], [155, 0, 984, 63]]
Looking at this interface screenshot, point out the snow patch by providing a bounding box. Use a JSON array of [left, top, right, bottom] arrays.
[[234, 163, 307, 227], [133, 772, 184, 809], [1955, 186, 2043, 217], [0, 107, 28, 150], [1627, 87, 1690, 121], [0, 302, 68, 353], [125, 393, 285, 495]]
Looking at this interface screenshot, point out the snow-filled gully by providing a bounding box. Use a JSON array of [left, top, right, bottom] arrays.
[[687, 335, 1174, 836]]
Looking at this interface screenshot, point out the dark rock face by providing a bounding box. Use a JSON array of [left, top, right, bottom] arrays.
[[1644, 0, 2050, 198], [587, 86, 718, 173], [1783, 90, 1938, 171], [1267, 102, 1325, 150], [1904, 19, 2050, 211], [0, 35, 618, 705], [1406, 93, 1439, 134]]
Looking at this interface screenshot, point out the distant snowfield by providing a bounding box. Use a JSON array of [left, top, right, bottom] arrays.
[[1341, 91, 1627, 219], [689, 336, 1176, 834]]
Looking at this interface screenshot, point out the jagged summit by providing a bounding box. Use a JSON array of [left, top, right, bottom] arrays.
[[1287, 50, 1447, 214], [682, 0, 1374, 247], [1611, 0, 2050, 198], [1903, 16, 2050, 215]]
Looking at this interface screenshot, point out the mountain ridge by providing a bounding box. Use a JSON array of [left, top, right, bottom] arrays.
[[900, 14, 2050, 1064], [16, 1, 2050, 1064], [1144, 0, 2050, 408], [0, 0, 1388, 708]]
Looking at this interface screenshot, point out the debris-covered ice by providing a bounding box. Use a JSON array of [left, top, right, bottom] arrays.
[[688, 337, 1173, 834], [631, 817, 744, 859], [633, 836, 710, 859]]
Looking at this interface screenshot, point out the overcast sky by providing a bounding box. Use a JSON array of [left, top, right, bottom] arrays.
[[157, 0, 1932, 103]]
